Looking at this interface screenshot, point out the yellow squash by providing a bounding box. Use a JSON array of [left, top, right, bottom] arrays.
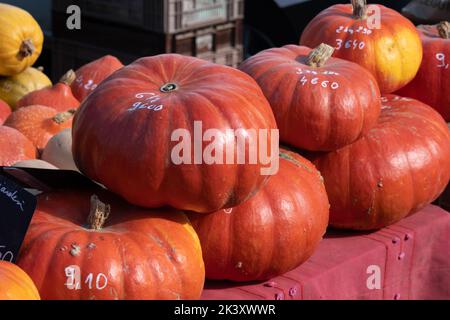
[[0, 4, 44, 76], [0, 67, 52, 110]]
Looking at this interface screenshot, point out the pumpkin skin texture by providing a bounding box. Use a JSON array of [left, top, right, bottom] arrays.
[[189, 150, 329, 281], [300, 1, 423, 94], [0, 98, 11, 124], [0, 4, 43, 76], [72, 55, 124, 102], [0, 126, 36, 166], [0, 261, 40, 300], [17, 190, 205, 300], [4, 105, 74, 151], [42, 128, 78, 171], [17, 70, 80, 112], [239, 44, 381, 151], [397, 22, 450, 121], [0, 67, 52, 110], [311, 95, 450, 230], [73, 54, 278, 213]]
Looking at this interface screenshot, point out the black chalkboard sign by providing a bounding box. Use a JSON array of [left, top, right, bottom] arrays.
[[0, 174, 37, 263]]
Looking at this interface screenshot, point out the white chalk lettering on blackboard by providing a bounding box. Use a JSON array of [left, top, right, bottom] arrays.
[[0, 183, 25, 212]]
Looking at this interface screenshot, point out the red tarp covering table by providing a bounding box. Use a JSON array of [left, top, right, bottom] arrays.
[[201, 205, 450, 300]]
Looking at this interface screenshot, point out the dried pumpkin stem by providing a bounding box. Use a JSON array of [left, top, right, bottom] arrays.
[[437, 21, 450, 39], [17, 39, 35, 60], [60, 69, 77, 86], [87, 195, 111, 231], [52, 109, 76, 124], [305, 43, 335, 68], [352, 0, 367, 19]]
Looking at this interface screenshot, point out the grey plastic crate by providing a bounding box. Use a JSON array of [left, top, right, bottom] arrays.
[[53, 0, 244, 33]]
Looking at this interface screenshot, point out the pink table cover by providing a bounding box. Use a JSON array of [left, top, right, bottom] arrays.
[[201, 205, 450, 300]]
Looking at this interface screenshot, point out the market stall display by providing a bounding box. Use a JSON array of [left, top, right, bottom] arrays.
[[0, 1, 448, 302]]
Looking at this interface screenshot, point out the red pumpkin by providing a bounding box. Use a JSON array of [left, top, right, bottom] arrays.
[[397, 21, 450, 121], [0, 126, 36, 166], [0, 98, 11, 124], [311, 95, 450, 230], [17, 189, 205, 300], [189, 150, 329, 281], [4, 105, 74, 151], [0, 261, 40, 300], [16, 70, 80, 112], [72, 54, 278, 213], [239, 44, 381, 151], [300, 0, 422, 94], [72, 55, 123, 102]]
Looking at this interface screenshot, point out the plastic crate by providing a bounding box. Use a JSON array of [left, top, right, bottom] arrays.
[[51, 39, 243, 82], [197, 45, 243, 68], [53, 0, 244, 33], [52, 11, 243, 57]]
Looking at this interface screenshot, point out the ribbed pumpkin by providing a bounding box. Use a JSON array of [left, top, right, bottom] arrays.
[[311, 95, 450, 230], [17, 189, 205, 300], [0, 261, 40, 300], [397, 21, 450, 121], [0, 98, 11, 124], [0, 125, 36, 166], [4, 105, 75, 151], [189, 150, 329, 281], [0, 67, 52, 110], [239, 43, 381, 151], [72, 54, 278, 213], [72, 55, 124, 102], [300, 0, 422, 94], [17, 69, 80, 112], [0, 4, 43, 76]]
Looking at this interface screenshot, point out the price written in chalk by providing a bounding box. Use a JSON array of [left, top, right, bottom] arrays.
[[0, 174, 37, 263]]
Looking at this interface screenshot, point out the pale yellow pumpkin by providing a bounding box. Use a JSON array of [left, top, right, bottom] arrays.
[[0, 67, 52, 110], [0, 4, 44, 76]]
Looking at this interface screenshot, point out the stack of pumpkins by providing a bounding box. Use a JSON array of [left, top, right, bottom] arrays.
[[1, 0, 449, 301]]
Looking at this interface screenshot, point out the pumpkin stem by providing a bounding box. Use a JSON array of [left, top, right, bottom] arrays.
[[87, 195, 111, 231], [60, 69, 77, 86], [305, 43, 335, 68], [17, 39, 35, 60], [52, 109, 76, 124], [160, 83, 178, 93], [352, 0, 367, 19], [437, 21, 450, 39]]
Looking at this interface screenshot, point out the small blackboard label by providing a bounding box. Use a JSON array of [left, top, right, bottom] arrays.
[[0, 174, 37, 263]]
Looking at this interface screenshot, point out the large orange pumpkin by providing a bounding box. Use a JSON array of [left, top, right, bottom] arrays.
[[300, 0, 423, 93], [239, 43, 381, 151], [189, 150, 329, 281], [72, 54, 278, 213], [0, 98, 10, 124], [4, 105, 74, 151], [397, 21, 450, 121], [72, 55, 124, 102], [0, 4, 43, 76], [0, 125, 36, 166], [17, 189, 205, 300], [0, 261, 40, 300], [17, 69, 80, 112], [311, 95, 450, 230]]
